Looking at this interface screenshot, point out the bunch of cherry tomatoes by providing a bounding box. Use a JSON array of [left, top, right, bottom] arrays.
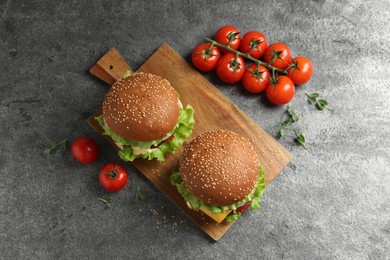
[[191, 26, 313, 105]]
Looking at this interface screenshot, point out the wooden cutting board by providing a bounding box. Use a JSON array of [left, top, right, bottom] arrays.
[[88, 44, 292, 241]]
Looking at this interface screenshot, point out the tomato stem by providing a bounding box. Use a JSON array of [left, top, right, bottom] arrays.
[[286, 59, 299, 72], [102, 167, 119, 179], [227, 31, 240, 47], [270, 68, 278, 84], [255, 62, 260, 71], [204, 37, 287, 74]]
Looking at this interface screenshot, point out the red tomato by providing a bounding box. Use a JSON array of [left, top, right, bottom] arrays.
[[71, 137, 99, 164], [241, 64, 270, 93], [263, 42, 292, 70], [265, 76, 295, 105], [214, 26, 241, 53], [98, 163, 128, 192], [239, 31, 268, 59], [236, 201, 250, 212], [287, 56, 313, 85], [216, 53, 246, 83], [191, 43, 220, 72]]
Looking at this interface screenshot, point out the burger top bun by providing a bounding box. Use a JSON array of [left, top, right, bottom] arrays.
[[102, 73, 180, 142], [179, 130, 259, 206]]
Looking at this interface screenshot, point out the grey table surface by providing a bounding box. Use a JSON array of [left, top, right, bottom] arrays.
[[1, 0, 389, 259]]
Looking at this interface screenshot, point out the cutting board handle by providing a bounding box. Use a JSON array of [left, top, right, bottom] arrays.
[[90, 47, 133, 85]]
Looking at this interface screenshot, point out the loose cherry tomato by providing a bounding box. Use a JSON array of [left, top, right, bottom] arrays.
[[98, 163, 128, 192], [71, 137, 99, 164], [287, 56, 313, 85], [214, 26, 241, 53], [216, 53, 246, 83], [236, 201, 250, 212], [241, 64, 270, 93], [239, 31, 268, 59], [263, 42, 292, 70], [191, 43, 220, 72], [265, 75, 295, 105]]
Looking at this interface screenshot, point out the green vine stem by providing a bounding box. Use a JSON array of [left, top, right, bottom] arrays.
[[204, 37, 288, 75]]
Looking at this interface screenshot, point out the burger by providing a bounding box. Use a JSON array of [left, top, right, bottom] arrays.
[[170, 130, 266, 223], [95, 72, 194, 161]]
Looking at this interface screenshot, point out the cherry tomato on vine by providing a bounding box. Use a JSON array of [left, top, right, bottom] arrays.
[[241, 64, 270, 93], [287, 56, 313, 85], [98, 163, 128, 192], [216, 53, 246, 83], [265, 75, 295, 105], [214, 26, 241, 53], [263, 42, 292, 70], [71, 137, 99, 164], [191, 43, 220, 72], [239, 31, 268, 59]]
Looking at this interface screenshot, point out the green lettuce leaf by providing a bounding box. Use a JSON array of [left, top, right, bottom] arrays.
[[123, 70, 132, 78], [225, 212, 242, 222], [170, 165, 267, 221], [95, 104, 194, 161]]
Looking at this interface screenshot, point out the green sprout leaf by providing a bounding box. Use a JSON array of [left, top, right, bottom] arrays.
[[138, 191, 149, 202], [36, 130, 68, 170], [43, 148, 52, 156], [98, 197, 112, 209], [305, 92, 320, 104], [279, 127, 287, 138], [287, 105, 299, 122], [306, 92, 333, 111], [130, 185, 149, 205], [294, 130, 307, 148], [316, 99, 334, 111], [281, 118, 292, 128], [278, 109, 308, 148], [278, 106, 299, 139], [130, 193, 137, 205]]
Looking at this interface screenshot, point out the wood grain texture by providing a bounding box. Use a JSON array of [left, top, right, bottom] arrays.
[[90, 47, 132, 85], [88, 44, 292, 241]]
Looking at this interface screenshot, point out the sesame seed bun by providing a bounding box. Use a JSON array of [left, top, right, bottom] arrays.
[[179, 130, 259, 206], [102, 73, 180, 142]]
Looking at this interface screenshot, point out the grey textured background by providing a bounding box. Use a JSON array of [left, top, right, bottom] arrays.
[[1, 0, 389, 259]]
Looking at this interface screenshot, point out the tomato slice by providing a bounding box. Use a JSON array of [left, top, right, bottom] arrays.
[[236, 201, 250, 212], [151, 134, 175, 149]]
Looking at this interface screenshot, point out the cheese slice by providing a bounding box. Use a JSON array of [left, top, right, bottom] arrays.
[[199, 206, 232, 223]]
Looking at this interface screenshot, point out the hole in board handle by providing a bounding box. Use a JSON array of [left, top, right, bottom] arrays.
[[109, 65, 113, 70]]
